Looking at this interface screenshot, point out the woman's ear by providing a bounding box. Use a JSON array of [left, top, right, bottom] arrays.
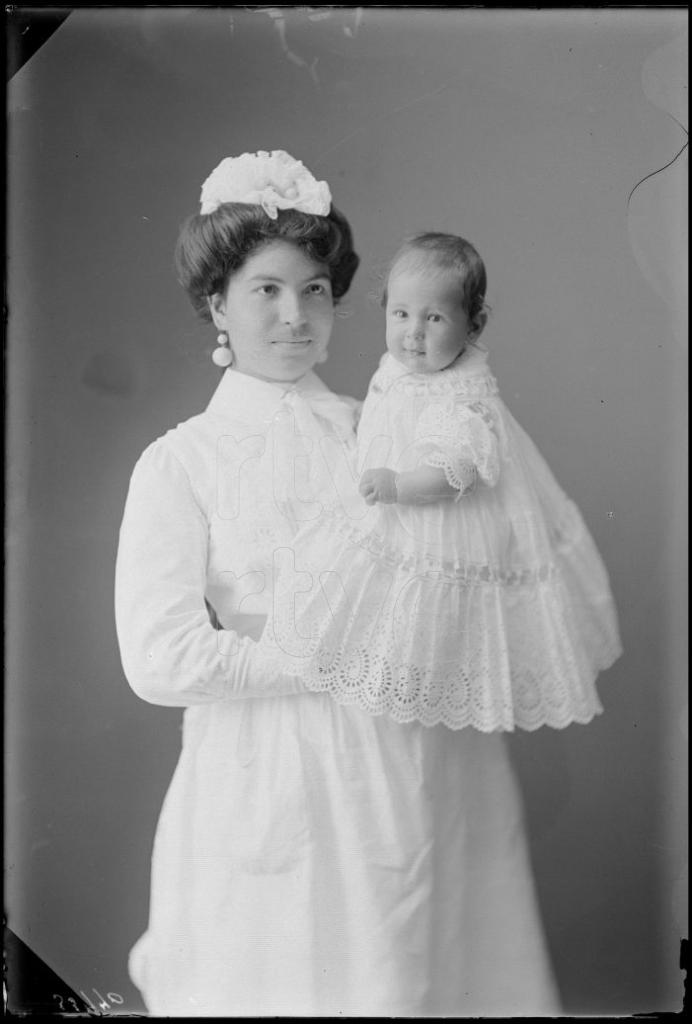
[[208, 293, 226, 330]]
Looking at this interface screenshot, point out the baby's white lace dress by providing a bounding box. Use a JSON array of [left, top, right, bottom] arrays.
[[263, 343, 622, 731]]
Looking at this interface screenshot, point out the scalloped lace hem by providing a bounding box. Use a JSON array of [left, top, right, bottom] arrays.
[[299, 648, 613, 732]]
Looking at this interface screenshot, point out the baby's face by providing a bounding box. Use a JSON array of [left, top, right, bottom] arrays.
[[384, 265, 475, 373]]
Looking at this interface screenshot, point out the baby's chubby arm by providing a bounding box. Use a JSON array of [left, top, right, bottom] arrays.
[[359, 466, 460, 506]]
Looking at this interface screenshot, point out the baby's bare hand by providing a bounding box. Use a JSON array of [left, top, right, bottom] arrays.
[[359, 467, 398, 505]]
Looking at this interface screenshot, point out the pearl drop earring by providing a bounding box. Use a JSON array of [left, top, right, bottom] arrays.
[[212, 331, 233, 367]]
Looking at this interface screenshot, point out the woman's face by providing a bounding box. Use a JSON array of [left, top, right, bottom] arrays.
[[209, 240, 335, 383]]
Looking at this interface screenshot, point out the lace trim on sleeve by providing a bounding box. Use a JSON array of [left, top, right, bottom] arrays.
[[423, 451, 478, 499], [415, 400, 502, 490]]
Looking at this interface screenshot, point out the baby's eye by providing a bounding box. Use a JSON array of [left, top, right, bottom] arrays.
[[390, 309, 407, 319], [427, 313, 443, 323]]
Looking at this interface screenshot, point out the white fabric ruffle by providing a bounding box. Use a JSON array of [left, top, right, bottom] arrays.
[[262, 345, 622, 731]]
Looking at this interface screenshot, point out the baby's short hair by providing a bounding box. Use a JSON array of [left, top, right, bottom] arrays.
[[175, 203, 359, 321], [384, 232, 488, 328]]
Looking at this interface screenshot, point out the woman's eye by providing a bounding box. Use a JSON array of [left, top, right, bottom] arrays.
[[307, 283, 329, 296], [257, 284, 278, 296]]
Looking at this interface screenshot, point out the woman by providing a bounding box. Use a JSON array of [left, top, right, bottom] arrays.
[[115, 150, 560, 1016]]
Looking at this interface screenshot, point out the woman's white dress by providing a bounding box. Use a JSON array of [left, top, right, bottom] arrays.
[[115, 366, 561, 1017]]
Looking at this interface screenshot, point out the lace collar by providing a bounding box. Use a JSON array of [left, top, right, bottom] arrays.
[[371, 343, 499, 398]]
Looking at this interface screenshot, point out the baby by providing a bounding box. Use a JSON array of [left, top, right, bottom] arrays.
[[262, 232, 622, 732]]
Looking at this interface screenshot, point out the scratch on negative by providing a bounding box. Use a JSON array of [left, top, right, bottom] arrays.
[[315, 84, 449, 164], [627, 112, 689, 209]]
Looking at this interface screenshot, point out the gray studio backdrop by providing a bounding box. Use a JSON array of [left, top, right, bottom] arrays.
[[6, 9, 687, 1016]]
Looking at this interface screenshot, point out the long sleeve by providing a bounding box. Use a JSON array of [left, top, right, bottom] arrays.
[[115, 440, 303, 707]]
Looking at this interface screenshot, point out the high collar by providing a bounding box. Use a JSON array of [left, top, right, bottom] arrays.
[[205, 366, 358, 442], [206, 367, 334, 422]]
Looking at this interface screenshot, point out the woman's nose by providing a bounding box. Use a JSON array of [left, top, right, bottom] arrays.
[[280, 293, 307, 327]]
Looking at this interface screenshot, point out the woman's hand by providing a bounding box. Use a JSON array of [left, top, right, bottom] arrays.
[[359, 467, 399, 505]]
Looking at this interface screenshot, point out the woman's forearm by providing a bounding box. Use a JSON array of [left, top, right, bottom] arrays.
[[115, 444, 302, 707]]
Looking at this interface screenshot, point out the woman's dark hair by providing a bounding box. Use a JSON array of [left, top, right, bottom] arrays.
[[175, 203, 360, 321], [383, 232, 488, 329]]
